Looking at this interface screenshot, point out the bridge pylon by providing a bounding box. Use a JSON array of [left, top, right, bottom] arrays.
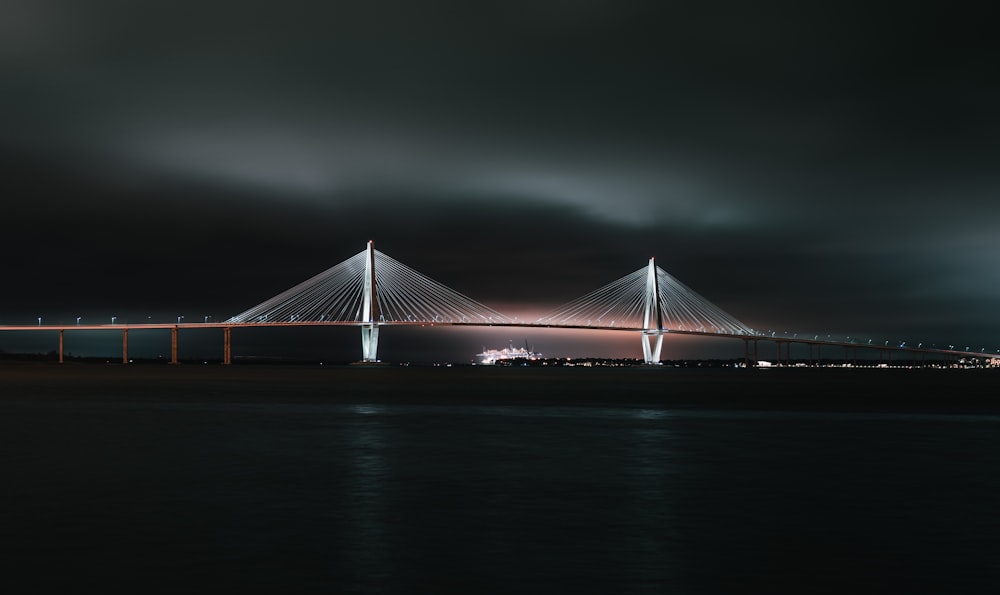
[[361, 240, 380, 362], [642, 257, 664, 364]]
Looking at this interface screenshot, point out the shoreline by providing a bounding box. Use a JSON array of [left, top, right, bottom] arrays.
[[2, 362, 998, 413]]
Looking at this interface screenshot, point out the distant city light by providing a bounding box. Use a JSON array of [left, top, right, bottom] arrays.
[[477, 342, 542, 365]]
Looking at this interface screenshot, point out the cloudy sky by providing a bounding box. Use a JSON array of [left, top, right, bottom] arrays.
[[2, 0, 998, 361]]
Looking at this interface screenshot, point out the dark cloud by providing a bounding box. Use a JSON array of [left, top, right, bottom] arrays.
[[2, 1, 999, 360]]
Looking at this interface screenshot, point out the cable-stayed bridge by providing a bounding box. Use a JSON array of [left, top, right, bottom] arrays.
[[224, 241, 756, 364], [2, 241, 997, 366]]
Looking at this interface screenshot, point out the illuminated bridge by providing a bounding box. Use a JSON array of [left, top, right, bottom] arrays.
[[1, 241, 997, 367]]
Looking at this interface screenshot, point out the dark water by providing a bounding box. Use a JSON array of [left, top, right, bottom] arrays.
[[2, 364, 1000, 594]]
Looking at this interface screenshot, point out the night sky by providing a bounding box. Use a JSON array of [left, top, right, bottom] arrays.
[[2, 1, 998, 362]]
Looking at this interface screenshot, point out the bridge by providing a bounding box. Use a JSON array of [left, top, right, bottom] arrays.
[[1, 241, 997, 367]]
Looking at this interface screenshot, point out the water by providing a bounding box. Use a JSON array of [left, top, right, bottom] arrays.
[[2, 364, 999, 594]]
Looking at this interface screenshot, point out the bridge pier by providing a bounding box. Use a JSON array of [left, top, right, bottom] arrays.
[[223, 326, 232, 365], [122, 328, 129, 364], [361, 324, 380, 362], [171, 326, 179, 364], [876, 348, 893, 366], [59, 329, 64, 364], [641, 331, 663, 365]]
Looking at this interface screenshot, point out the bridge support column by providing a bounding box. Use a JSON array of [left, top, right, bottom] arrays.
[[223, 326, 232, 365], [171, 326, 179, 364], [59, 329, 64, 364], [360, 240, 382, 363], [122, 328, 129, 364], [641, 257, 664, 365]]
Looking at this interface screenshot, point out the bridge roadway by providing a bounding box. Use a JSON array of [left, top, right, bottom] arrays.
[[0, 321, 995, 366]]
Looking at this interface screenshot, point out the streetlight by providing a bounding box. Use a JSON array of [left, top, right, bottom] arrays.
[[204, 315, 209, 323], [37, 317, 41, 326], [111, 316, 117, 325], [76, 316, 81, 325], [177, 315, 184, 324]]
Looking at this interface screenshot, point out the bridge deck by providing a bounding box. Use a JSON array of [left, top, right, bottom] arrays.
[[0, 322, 994, 360]]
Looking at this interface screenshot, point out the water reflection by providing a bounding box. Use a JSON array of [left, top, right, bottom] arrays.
[[624, 411, 679, 587], [341, 405, 390, 589]]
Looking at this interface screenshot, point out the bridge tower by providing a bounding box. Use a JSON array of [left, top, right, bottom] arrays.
[[361, 240, 380, 362], [642, 257, 664, 364]]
